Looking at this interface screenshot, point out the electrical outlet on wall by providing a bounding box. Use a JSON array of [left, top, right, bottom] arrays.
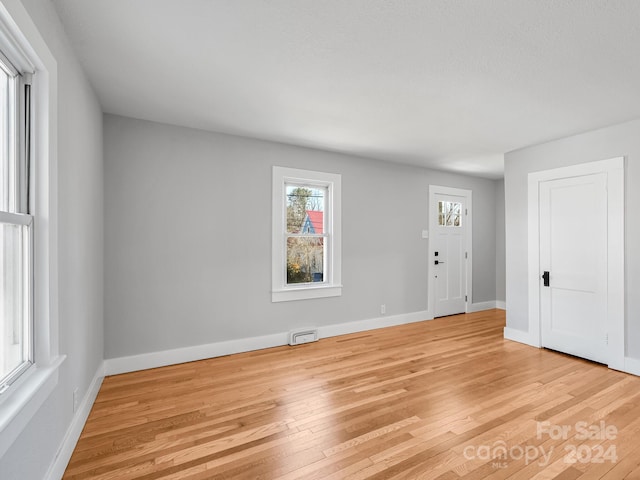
[[381, 304, 386, 315]]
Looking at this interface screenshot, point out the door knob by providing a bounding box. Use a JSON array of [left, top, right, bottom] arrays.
[[435, 260, 445, 265]]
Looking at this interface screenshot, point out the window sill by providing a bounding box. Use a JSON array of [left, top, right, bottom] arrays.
[[272, 284, 342, 303], [0, 355, 66, 458]]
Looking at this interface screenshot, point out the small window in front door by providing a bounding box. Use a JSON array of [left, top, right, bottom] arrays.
[[438, 201, 462, 227]]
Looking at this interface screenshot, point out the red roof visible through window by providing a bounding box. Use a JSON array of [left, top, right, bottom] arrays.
[[306, 210, 323, 234]]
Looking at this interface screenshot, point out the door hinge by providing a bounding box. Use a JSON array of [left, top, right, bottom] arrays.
[[605, 333, 609, 345], [465, 295, 468, 302], [465, 252, 468, 259], [465, 208, 468, 215]]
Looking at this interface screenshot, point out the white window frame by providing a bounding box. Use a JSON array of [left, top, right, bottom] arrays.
[[272, 166, 342, 302], [0, 40, 33, 391], [0, 0, 63, 459]]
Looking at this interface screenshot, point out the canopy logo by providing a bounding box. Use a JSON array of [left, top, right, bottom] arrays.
[[462, 441, 552, 468], [463, 420, 618, 469]]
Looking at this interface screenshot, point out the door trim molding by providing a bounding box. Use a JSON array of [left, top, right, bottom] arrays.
[[527, 157, 625, 371], [428, 185, 473, 317]]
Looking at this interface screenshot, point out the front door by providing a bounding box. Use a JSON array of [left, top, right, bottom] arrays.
[[433, 193, 467, 317], [539, 173, 608, 363]]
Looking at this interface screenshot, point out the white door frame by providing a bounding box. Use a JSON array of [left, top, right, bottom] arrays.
[[428, 185, 472, 317], [527, 157, 625, 370]]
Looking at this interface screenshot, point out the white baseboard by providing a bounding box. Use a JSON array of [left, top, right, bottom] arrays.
[[318, 310, 432, 338], [496, 300, 506, 310], [623, 357, 640, 377], [105, 310, 433, 376], [468, 301, 499, 312], [503, 327, 540, 348], [45, 361, 104, 480], [504, 331, 640, 377], [104, 333, 289, 376]]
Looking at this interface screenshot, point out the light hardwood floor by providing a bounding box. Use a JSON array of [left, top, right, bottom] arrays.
[[64, 310, 640, 479]]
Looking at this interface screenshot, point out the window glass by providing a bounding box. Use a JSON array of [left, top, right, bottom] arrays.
[[286, 185, 326, 234], [0, 53, 31, 390], [285, 184, 326, 284], [287, 237, 324, 284], [438, 201, 462, 227], [0, 65, 12, 212], [0, 222, 29, 381]]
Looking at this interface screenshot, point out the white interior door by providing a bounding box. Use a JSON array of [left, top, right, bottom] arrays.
[[539, 173, 608, 363], [433, 193, 467, 317]]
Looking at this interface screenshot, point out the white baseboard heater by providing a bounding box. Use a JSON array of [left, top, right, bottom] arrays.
[[288, 328, 318, 346]]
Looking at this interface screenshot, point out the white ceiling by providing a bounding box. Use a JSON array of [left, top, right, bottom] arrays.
[[52, 0, 640, 179]]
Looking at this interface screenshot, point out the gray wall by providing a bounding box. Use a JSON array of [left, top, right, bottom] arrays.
[[505, 118, 640, 359], [0, 1, 104, 479], [104, 115, 499, 359], [495, 179, 506, 302]]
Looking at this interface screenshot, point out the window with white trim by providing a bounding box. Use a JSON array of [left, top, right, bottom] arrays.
[[0, 49, 32, 392], [0, 5, 61, 458], [272, 167, 341, 302]]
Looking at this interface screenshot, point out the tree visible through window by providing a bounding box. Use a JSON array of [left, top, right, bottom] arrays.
[[286, 185, 326, 284], [272, 166, 341, 302]]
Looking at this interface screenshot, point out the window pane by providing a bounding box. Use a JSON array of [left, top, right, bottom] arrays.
[[286, 236, 324, 284], [1, 222, 30, 383], [286, 185, 325, 234], [448, 202, 461, 226], [439, 201, 462, 227], [0, 68, 10, 212]]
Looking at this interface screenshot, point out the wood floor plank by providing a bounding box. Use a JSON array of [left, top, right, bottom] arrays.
[[64, 310, 640, 479]]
